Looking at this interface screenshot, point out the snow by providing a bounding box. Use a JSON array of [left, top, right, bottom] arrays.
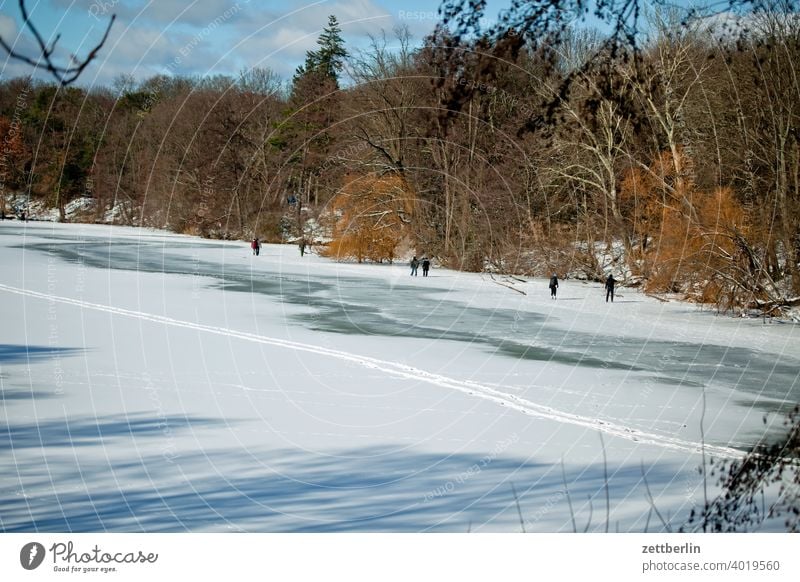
[[5, 193, 96, 222], [1, 221, 798, 532], [4, 192, 136, 224]]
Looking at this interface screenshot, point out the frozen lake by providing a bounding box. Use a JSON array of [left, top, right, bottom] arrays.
[[1, 222, 797, 532]]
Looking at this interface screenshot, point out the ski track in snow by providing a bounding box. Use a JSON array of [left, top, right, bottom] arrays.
[[0, 283, 745, 460]]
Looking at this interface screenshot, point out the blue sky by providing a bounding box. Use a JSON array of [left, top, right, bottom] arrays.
[[0, 0, 459, 87], [0, 0, 707, 88]]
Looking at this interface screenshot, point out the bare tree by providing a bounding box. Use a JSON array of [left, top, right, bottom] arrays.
[[0, 0, 115, 86]]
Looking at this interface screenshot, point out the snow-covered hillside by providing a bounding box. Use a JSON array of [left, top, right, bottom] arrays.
[[1, 222, 797, 532]]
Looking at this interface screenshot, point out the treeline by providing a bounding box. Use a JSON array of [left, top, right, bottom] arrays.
[[1, 10, 799, 312]]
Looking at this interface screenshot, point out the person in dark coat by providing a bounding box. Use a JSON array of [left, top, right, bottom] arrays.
[[251, 238, 260, 256], [421, 257, 431, 277], [410, 256, 419, 276], [549, 273, 559, 299], [605, 274, 616, 302]]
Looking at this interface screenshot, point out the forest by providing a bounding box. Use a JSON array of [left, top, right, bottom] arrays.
[[1, 4, 799, 315]]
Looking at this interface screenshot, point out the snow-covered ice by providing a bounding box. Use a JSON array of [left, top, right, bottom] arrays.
[[1, 222, 797, 532]]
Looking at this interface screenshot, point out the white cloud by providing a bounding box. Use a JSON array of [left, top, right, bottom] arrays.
[[0, 12, 65, 83], [233, 0, 393, 37], [228, 0, 395, 76], [130, 0, 247, 27], [20, 0, 406, 86], [0, 14, 18, 40], [53, 0, 251, 27], [330, 0, 394, 34]]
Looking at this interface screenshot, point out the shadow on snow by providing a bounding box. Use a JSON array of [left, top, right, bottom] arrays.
[[0, 414, 691, 533]]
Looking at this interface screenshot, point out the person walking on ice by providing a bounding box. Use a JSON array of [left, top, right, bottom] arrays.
[[251, 238, 261, 256], [422, 256, 431, 277], [410, 256, 419, 276], [605, 274, 616, 302], [549, 273, 559, 299]]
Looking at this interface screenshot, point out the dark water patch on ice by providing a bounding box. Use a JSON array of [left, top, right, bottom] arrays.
[[15, 238, 800, 399], [14, 241, 226, 276], [638, 343, 800, 404], [645, 376, 707, 388], [215, 277, 333, 300], [734, 399, 799, 418], [213, 278, 639, 370], [496, 334, 800, 404], [494, 342, 637, 370]]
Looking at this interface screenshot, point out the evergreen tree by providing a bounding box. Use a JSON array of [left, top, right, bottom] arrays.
[[282, 14, 348, 206], [293, 15, 348, 87]]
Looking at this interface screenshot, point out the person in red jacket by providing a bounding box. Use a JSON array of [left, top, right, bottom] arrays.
[[251, 238, 260, 256]]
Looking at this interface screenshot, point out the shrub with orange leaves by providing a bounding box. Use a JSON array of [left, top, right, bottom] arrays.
[[321, 173, 416, 263], [620, 150, 764, 309]]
